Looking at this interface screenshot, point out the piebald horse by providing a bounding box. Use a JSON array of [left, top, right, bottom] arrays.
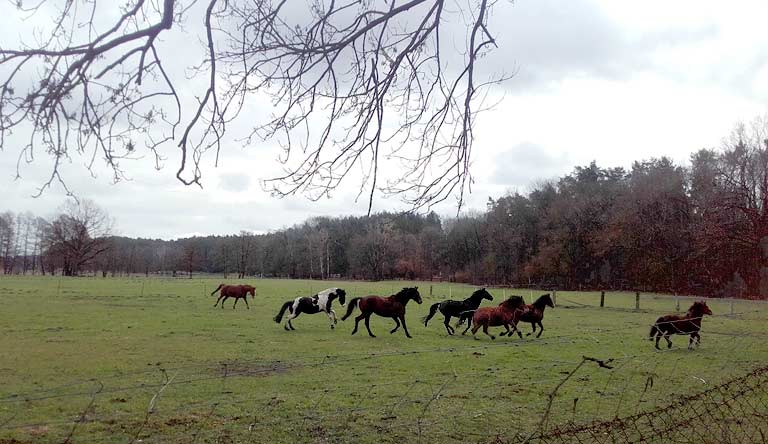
[[274, 288, 347, 331]]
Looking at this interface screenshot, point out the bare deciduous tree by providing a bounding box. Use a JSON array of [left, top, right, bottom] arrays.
[[0, 0, 508, 211], [47, 199, 113, 276]]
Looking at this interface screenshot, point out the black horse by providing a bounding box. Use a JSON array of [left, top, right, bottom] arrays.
[[422, 288, 494, 335]]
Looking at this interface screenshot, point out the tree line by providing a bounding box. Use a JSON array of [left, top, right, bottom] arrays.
[[2, 118, 767, 298]]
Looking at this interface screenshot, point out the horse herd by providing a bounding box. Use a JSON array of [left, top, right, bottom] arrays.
[[210, 284, 713, 348]]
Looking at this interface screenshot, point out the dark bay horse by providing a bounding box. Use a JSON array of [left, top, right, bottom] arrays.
[[341, 287, 422, 338], [211, 284, 256, 309], [516, 293, 555, 338], [649, 301, 713, 350], [467, 296, 526, 340], [274, 288, 346, 331], [423, 288, 493, 335]]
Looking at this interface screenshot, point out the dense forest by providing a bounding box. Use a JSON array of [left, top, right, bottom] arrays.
[[2, 119, 768, 298]]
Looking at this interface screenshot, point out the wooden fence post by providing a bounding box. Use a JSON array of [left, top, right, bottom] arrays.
[[675, 293, 680, 312], [552, 289, 557, 306], [600, 291, 605, 308], [635, 291, 640, 310], [730, 298, 735, 316], [429, 285, 433, 298]]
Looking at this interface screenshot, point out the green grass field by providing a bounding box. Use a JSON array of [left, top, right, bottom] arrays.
[[1, 277, 767, 443]]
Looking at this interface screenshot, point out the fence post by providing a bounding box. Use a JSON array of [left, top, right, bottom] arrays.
[[429, 285, 433, 298], [449, 287, 452, 298], [635, 291, 640, 310], [503, 288, 507, 299], [675, 293, 680, 311], [600, 291, 605, 308], [730, 298, 735, 316], [140, 281, 145, 297], [552, 290, 557, 306]]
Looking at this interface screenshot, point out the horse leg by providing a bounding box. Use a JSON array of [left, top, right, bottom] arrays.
[[330, 309, 338, 325], [233, 298, 239, 309], [462, 318, 472, 336], [364, 315, 376, 338], [664, 334, 673, 349], [482, 324, 495, 340], [243, 297, 250, 310], [352, 313, 365, 335], [400, 316, 413, 339], [654, 331, 662, 350], [220, 296, 229, 309], [287, 312, 299, 330], [390, 317, 401, 334], [694, 332, 702, 347], [443, 315, 454, 335], [326, 311, 336, 329], [501, 324, 511, 337], [213, 295, 224, 307], [526, 322, 535, 337], [536, 321, 544, 338]]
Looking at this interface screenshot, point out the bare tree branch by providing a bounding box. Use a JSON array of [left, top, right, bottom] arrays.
[[0, 0, 510, 212]]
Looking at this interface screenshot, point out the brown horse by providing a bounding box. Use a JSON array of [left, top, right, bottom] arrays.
[[341, 287, 422, 338], [211, 284, 256, 309], [515, 293, 555, 338], [468, 296, 526, 340], [650, 301, 713, 350]]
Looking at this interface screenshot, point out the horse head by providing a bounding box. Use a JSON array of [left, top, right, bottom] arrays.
[[691, 301, 713, 316], [335, 288, 347, 306], [400, 286, 422, 304], [539, 293, 554, 308], [247, 286, 256, 297], [473, 287, 493, 302]]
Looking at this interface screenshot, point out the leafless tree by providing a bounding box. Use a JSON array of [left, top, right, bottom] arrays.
[[0, 0, 508, 211], [47, 199, 113, 275]]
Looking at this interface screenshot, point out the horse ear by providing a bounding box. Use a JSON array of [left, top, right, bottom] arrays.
[[415, 286, 418, 290]]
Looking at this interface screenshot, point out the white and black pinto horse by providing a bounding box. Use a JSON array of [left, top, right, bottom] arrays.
[[274, 288, 347, 331]]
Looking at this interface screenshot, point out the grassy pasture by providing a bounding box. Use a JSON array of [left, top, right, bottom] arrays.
[[1, 276, 767, 443]]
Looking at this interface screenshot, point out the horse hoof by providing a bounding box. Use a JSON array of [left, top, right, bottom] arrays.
[[330, 325, 335, 329], [406, 335, 412, 339], [491, 336, 496, 340]]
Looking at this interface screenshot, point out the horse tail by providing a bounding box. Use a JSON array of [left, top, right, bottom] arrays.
[[455, 310, 475, 327], [341, 297, 361, 321], [274, 301, 293, 323], [422, 303, 441, 326], [210, 284, 224, 296], [649, 323, 659, 340]]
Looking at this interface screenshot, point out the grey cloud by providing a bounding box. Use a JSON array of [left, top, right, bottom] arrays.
[[219, 173, 251, 192], [485, 0, 719, 89], [492, 142, 571, 187]]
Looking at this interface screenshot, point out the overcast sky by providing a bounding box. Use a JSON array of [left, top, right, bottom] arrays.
[[1, 0, 766, 239]]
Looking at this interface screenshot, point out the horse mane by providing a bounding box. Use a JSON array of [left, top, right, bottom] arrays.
[[393, 287, 417, 302], [500, 296, 525, 310], [466, 288, 489, 302]]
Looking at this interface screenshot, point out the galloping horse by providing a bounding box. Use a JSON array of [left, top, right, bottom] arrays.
[[341, 287, 422, 338], [649, 301, 713, 350], [211, 284, 256, 309], [274, 288, 347, 331], [466, 296, 526, 340], [423, 288, 494, 335], [515, 293, 555, 338]]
